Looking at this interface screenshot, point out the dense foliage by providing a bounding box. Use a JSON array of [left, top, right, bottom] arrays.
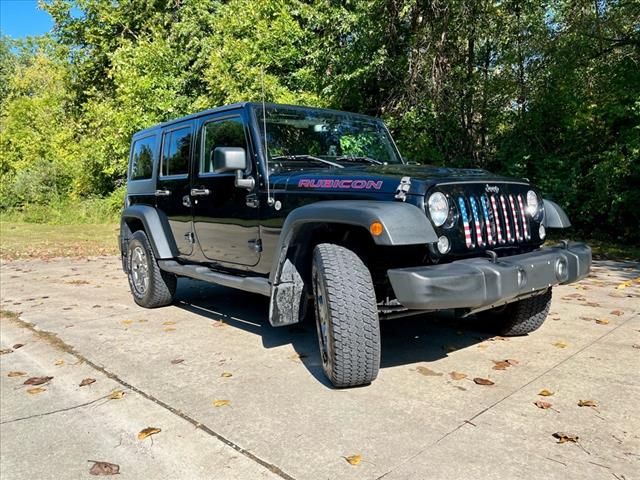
[[1, 0, 638, 241]]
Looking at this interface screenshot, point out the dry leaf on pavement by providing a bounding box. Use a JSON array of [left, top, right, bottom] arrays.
[[595, 319, 609, 325], [534, 400, 553, 409], [12, 343, 24, 349], [345, 454, 362, 466], [79, 378, 96, 387], [212, 399, 231, 407], [88, 460, 120, 476], [538, 389, 554, 396], [55, 360, 64, 366], [108, 390, 125, 400], [162, 321, 176, 326], [27, 387, 46, 395], [578, 399, 598, 407], [170, 359, 184, 365], [8, 371, 27, 377], [615, 281, 632, 289], [24, 376, 53, 386], [553, 432, 579, 443], [449, 371, 467, 380], [137, 427, 161, 440], [473, 377, 494, 386], [0, 348, 13, 355], [553, 341, 568, 349], [416, 366, 442, 376], [221, 372, 233, 378], [610, 310, 624, 316]]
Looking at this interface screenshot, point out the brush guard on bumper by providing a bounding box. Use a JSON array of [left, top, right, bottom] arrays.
[[387, 242, 591, 312]]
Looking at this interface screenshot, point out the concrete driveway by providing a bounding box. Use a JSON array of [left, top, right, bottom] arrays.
[[1, 256, 638, 479]]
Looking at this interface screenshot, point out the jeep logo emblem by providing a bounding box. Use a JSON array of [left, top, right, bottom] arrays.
[[485, 184, 500, 193]]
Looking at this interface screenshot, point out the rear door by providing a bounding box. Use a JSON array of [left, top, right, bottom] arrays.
[[191, 112, 260, 267], [155, 122, 194, 256]]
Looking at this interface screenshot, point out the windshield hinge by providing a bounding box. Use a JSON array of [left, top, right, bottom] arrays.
[[394, 176, 412, 201]]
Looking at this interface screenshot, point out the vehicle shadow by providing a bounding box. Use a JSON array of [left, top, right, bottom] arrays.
[[174, 278, 493, 387]]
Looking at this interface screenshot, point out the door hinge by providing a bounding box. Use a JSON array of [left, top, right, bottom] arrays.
[[184, 232, 195, 244], [248, 238, 262, 253], [246, 193, 259, 208]]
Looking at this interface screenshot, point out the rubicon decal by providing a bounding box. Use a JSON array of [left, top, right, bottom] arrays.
[[298, 179, 383, 190]]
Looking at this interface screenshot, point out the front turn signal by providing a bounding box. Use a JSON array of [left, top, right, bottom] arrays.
[[370, 221, 384, 236]]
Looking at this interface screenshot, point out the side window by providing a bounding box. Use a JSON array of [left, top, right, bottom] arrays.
[[130, 136, 155, 181], [161, 126, 192, 177], [201, 118, 248, 174]]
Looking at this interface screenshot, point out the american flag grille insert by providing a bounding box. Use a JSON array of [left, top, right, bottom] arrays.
[[457, 193, 530, 249]]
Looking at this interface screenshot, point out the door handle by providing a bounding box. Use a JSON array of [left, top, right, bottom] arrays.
[[190, 188, 211, 197], [155, 189, 171, 196]]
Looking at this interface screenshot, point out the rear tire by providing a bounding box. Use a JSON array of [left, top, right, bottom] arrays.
[[127, 230, 176, 308], [479, 289, 552, 336], [312, 243, 381, 387]]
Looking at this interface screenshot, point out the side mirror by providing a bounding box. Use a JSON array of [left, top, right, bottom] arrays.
[[213, 147, 255, 190], [213, 147, 247, 173]]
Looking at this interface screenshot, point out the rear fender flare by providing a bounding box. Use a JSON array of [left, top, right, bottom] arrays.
[[120, 205, 178, 260]]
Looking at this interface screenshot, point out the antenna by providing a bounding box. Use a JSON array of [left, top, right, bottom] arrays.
[[261, 69, 274, 205]]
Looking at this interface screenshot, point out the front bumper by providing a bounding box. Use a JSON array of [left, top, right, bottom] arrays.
[[387, 242, 591, 311]]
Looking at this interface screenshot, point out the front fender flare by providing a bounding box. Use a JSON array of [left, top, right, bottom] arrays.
[[120, 205, 178, 259], [543, 199, 572, 228]]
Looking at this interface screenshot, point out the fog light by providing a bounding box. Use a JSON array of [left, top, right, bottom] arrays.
[[539, 224, 546, 240], [437, 235, 450, 254], [556, 258, 568, 282]]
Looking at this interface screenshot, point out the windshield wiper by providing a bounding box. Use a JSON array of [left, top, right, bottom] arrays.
[[271, 154, 344, 168], [334, 155, 383, 165]]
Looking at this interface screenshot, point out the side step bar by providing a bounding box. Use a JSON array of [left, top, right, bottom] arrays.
[[157, 260, 271, 297]]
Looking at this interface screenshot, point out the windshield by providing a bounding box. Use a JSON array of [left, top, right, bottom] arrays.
[[252, 105, 403, 166]]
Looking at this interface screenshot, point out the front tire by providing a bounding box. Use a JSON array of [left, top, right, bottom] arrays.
[[479, 289, 552, 336], [127, 230, 176, 308], [312, 243, 381, 387]]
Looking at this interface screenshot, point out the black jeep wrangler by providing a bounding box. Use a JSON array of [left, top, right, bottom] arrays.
[[119, 102, 591, 387]]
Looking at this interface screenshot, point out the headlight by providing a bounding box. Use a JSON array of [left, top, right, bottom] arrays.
[[428, 192, 449, 227], [526, 190, 539, 216]]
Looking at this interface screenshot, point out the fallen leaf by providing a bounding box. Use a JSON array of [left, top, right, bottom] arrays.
[[108, 390, 125, 400], [88, 460, 120, 476], [164, 327, 176, 332], [12, 343, 24, 349], [24, 376, 53, 386], [477, 344, 488, 349], [8, 371, 27, 377], [27, 387, 46, 395], [211, 320, 226, 328], [416, 366, 442, 376], [137, 427, 161, 440], [584, 301, 600, 307], [288, 353, 308, 361], [553, 432, 579, 443], [578, 399, 598, 407], [580, 316, 598, 322], [595, 319, 609, 325], [534, 400, 552, 409], [473, 377, 494, 386], [492, 360, 513, 370], [633, 344, 640, 349], [120, 319, 134, 326], [79, 378, 96, 387], [221, 372, 233, 378], [0, 348, 13, 355], [610, 310, 624, 316], [55, 359, 64, 366], [488, 336, 508, 342], [449, 371, 467, 380], [162, 321, 176, 326], [345, 454, 362, 466], [574, 285, 587, 290], [538, 389, 554, 396], [212, 399, 230, 407], [553, 341, 569, 349], [616, 280, 632, 290], [170, 359, 184, 365]]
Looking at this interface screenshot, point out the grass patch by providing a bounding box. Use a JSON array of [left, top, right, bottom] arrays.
[[0, 222, 119, 260]]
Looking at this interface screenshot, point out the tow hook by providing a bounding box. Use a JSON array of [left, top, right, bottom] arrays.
[[486, 250, 498, 263]]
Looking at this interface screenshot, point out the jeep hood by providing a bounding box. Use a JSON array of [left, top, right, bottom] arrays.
[[271, 164, 525, 196]]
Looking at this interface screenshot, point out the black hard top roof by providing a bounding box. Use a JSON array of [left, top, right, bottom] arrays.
[[132, 102, 380, 138]]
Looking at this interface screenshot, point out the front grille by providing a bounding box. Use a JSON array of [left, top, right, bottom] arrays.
[[457, 192, 532, 249]]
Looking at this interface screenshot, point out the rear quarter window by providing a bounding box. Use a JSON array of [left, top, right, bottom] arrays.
[[130, 135, 156, 181]]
